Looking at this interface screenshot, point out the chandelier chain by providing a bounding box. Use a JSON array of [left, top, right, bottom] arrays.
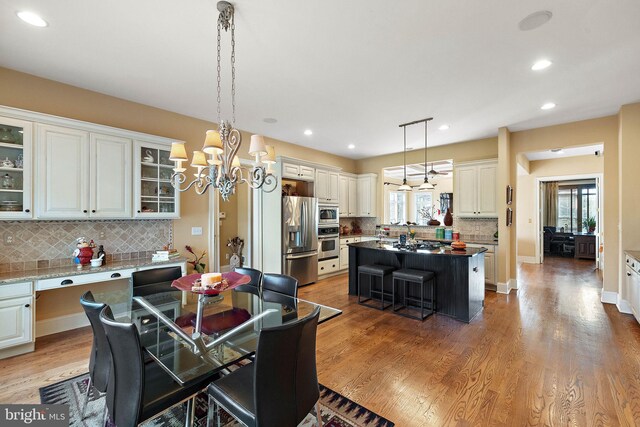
[[216, 21, 222, 127], [231, 15, 236, 126]]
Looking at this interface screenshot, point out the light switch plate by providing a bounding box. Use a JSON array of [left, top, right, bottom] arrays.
[[191, 227, 203, 236], [219, 212, 226, 219]]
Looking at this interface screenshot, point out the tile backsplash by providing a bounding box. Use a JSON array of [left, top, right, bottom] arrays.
[[0, 220, 173, 272], [379, 217, 498, 242], [339, 217, 377, 235]]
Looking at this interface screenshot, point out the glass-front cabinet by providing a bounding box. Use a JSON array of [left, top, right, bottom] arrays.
[[134, 140, 180, 218], [0, 117, 32, 219]]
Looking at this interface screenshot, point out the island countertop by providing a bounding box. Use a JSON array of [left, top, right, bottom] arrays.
[[348, 241, 487, 257]]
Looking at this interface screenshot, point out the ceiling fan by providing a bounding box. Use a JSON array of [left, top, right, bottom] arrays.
[[427, 163, 450, 178]]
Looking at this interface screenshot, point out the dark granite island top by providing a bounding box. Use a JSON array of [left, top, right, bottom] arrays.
[[348, 241, 487, 322]]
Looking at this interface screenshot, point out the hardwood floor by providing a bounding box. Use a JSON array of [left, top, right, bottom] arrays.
[[2, 258, 640, 426]]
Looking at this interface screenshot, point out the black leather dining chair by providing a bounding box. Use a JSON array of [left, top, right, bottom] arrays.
[[206, 307, 322, 427], [262, 273, 298, 298], [79, 291, 110, 421], [99, 306, 218, 427], [233, 267, 263, 294], [131, 266, 182, 296]]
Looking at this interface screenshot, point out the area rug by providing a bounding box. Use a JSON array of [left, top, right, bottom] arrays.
[[40, 373, 394, 427]]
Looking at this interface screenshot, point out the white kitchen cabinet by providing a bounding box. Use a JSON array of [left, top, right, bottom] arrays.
[[339, 175, 358, 217], [357, 174, 377, 217], [339, 246, 349, 270], [318, 258, 340, 276], [348, 177, 357, 216], [316, 169, 339, 204], [282, 162, 315, 181], [0, 282, 33, 351], [36, 125, 133, 219], [36, 124, 90, 219], [0, 116, 33, 219], [484, 252, 495, 285], [134, 140, 180, 218], [339, 176, 349, 215], [454, 160, 498, 218], [90, 133, 132, 218]]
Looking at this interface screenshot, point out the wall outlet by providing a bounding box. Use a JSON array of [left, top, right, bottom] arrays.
[[4, 231, 14, 245], [191, 227, 203, 236], [219, 212, 226, 219], [226, 253, 230, 260], [99, 230, 106, 239]]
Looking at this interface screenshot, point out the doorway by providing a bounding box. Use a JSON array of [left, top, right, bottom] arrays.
[[537, 174, 602, 270]]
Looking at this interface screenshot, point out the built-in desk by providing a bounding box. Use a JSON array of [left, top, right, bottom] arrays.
[[0, 258, 186, 359]]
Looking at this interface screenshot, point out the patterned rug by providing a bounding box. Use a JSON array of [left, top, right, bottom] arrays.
[[40, 373, 394, 427]]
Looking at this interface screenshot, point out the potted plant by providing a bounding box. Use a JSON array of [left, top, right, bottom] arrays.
[[185, 245, 206, 273], [583, 217, 596, 234]]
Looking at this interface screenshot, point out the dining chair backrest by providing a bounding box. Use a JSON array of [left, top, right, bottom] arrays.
[[131, 266, 182, 288], [233, 267, 263, 288], [79, 291, 110, 393], [99, 306, 146, 426], [253, 307, 320, 426], [262, 273, 298, 298]]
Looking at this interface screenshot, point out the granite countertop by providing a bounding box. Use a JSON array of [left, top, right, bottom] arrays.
[[626, 251, 640, 263], [0, 257, 188, 285], [348, 241, 487, 257], [347, 235, 498, 246], [339, 234, 375, 238]]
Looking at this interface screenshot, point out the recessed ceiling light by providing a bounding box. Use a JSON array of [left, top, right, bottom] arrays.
[[438, 124, 450, 130], [541, 102, 556, 110], [531, 59, 552, 71], [348, 144, 355, 150], [518, 10, 552, 31], [263, 118, 277, 124], [551, 148, 564, 154], [16, 11, 48, 27], [304, 129, 313, 136]]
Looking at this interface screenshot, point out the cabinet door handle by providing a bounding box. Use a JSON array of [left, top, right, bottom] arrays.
[[83, 210, 88, 213], [111, 273, 121, 278], [473, 267, 479, 272], [137, 210, 141, 213], [92, 209, 96, 213], [320, 266, 325, 270], [24, 209, 30, 213], [628, 272, 632, 276], [61, 279, 73, 286], [24, 304, 30, 308]]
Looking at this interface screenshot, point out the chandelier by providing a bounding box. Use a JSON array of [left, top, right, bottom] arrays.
[[397, 117, 433, 192], [169, 1, 277, 201]]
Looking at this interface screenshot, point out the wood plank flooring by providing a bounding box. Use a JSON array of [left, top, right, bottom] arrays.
[[2, 257, 640, 426]]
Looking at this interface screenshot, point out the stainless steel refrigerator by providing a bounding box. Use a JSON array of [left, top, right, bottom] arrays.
[[282, 196, 318, 286]]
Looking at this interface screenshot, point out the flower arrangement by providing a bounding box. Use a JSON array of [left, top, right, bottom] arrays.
[[185, 245, 206, 273]]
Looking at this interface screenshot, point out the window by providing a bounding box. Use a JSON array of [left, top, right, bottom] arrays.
[[414, 192, 433, 225], [388, 191, 407, 224], [557, 183, 597, 233]]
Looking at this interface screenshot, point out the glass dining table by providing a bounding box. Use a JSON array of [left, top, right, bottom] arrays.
[[93, 282, 341, 385]]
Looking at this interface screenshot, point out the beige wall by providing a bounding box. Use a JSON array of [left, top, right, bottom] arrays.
[[0, 67, 357, 272], [510, 115, 619, 292], [516, 155, 604, 259], [618, 103, 640, 303], [357, 137, 498, 221]]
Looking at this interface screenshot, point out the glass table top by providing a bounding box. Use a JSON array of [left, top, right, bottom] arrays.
[[93, 283, 341, 385]]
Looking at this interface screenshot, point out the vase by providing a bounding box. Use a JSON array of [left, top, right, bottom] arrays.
[[444, 208, 453, 226]]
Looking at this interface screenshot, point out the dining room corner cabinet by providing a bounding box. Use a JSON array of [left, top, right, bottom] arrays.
[[454, 160, 498, 218], [0, 106, 181, 220]]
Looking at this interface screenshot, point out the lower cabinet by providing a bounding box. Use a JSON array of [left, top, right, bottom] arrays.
[[339, 246, 349, 270], [0, 282, 34, 351], [318, 258, 340, 276], [467, 244, 497, 287]]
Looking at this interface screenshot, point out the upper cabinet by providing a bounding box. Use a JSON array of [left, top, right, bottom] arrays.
[[356, 174, 377, 217], [282, 162, 314, 181], [315, 169, 339, 204], [0, 117, 33, 219], [36, 125, 133, 219], [134, 140, 180, 218], [454, 160, 498, 218]]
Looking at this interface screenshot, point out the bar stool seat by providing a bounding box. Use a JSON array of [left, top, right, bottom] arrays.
[[358, 264, 395, 310], [392, 269, 436, 321]]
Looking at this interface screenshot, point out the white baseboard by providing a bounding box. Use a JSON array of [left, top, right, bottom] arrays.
[[496, 282, 510, 294], [601, 290, 617, 304], [517, 256, 539, 264], [509, 278, 518, 291], [36, 312, 89, 338], [617, 293, 633, 314]]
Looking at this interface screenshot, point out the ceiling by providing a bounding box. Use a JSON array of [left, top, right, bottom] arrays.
[[525, 143, 603, 161], [1, 1, 639, 160], [384, 160, 453, 180]]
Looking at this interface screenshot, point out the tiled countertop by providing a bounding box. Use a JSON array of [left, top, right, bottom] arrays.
[[0, 257, 187, 285]]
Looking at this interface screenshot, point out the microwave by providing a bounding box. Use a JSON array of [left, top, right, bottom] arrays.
[[318, 204, 339, 224]]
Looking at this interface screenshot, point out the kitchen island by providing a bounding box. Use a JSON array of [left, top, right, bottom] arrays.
[[348, 241, 486, 322]]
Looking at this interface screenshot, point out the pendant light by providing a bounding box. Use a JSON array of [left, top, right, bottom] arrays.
[[398, 125, 412, 191], [419, 119, 435, 191]]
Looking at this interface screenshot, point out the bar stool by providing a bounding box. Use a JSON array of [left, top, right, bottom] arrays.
[[358, 264, 395, 310], [392, 269, 436, 320]]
